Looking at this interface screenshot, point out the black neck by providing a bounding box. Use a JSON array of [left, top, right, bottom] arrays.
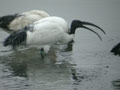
[[69, 20, 82, 34], [69, 27, 76, 34]]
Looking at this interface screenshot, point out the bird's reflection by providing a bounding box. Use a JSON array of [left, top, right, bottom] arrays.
[[65, 42, 73, 51], [0, 43, 73, 78], [9, 61, 28, 77], [0, 48, 57, 78], [0, 43, 85, 90], [112, 79, 120, 90]]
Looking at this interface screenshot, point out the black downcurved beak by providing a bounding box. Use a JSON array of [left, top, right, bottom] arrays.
[[81, 25, 103, 40], [81, 21, 106, 34], [70, 20, 106, 40], [80, 21, 105, 40]]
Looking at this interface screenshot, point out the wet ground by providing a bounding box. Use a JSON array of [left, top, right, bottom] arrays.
[[0, 0, 120, 90], [0, 29, 120, 90]]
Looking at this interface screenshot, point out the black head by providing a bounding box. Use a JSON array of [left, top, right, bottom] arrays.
[[71, 20, 83, 28], [0, 14, 20, 30], [69, 20, 106, 40]]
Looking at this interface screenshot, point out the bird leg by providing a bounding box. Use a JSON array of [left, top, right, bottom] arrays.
[[40, 48, 45, 59]]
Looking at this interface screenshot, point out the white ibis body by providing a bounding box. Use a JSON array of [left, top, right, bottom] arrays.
[[0, 10, 49, 33], [3, 16, 105, 54]]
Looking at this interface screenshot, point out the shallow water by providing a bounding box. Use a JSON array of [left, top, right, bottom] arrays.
[[0, 0, 120, 90]]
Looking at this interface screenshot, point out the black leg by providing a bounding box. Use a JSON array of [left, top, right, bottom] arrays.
[[40, 48, 45, 59]]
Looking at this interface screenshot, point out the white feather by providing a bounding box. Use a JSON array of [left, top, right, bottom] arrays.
[[26, 17, 74, 53], [8, 10, 50, 31]]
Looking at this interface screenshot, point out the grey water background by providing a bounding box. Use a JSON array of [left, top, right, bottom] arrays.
[[0, 0, 120, 90]]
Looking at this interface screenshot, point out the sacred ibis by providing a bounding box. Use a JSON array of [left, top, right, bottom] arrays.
[[3, 16, 105, 55], [0, 10, 49, 33]]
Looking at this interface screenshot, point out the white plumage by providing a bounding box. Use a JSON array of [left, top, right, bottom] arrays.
[[26, 17, 73, 53], [27, 17, 70, 42], [3, 16, 105, 54], [9, 10, 49, 31], [0, 10, 49, 33]]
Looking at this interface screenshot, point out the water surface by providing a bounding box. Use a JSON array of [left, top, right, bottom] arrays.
[[0, 0, 120, 90]]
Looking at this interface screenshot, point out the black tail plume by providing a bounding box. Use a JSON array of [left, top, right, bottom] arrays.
[[3, 29, 27, 48]]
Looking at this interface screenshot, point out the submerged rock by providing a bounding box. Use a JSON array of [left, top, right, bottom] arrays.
[[111, 43, 120, 56]]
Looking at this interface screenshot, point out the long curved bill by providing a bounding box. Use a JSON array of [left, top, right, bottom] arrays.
[[81, 26, 102, 40], [80, 21, 106, 40], [81, 21, 106, 34]]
